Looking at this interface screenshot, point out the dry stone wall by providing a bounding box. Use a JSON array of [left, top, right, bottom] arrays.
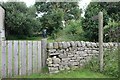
[[46, 41, 118, 73]]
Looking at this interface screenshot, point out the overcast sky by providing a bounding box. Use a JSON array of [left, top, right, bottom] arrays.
[[0, 0, 91, 17]]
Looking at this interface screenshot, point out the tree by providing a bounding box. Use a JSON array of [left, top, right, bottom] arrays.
[[82, 2, 120, 42], [2, 2, 41, 39], [35, 2, 82, 35]]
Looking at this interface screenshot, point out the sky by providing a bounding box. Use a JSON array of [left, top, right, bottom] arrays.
[[0, 0, 91, 8], [0, 0, 91, 17]]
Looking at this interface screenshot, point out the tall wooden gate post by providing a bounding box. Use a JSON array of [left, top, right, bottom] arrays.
[[0, 6, 5, 78], [98, 12, 103, 72], [91, 11, 104, 72], [0, 6, 5, 41], [41, 39, 47, 68]]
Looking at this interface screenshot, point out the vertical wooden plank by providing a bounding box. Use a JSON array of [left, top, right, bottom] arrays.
[[0, 6, 5, 41], [19, 41, 22, 75], [21, 41, 27, 75], [7, 41, 13, 77], [98, 12, 104, 72], [27, 41, 32, 75], [33, 41, 38, 73], [14, 41, 18, 76], [37, 41, 41, 73], [1, 41, 6, 78], [41, 39, 47, 67]]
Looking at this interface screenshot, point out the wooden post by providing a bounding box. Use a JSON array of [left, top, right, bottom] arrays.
[[41, 39, 47, 68], [0, 6, 5, 78], [0, 6, 5, 41], [98, 12, 103, 72]]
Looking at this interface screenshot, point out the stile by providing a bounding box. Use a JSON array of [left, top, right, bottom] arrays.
[[1, 41, 6, 78], [37, 41, 42, 73], [27, 41, 33, 75], [33, 41, 38, 73], [21, 41, 27, 75], [13, 41, 18, 76], [7, 41, 13, 77]]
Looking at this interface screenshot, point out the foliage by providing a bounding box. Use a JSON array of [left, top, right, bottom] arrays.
[[54, 20, 87, 41], [85, 49, 119, 77], [82, 2, 120, 42], [39, 8, 64, 35], [104, 20, 120, 42], [82, 2, 108, 42], [35, 2, 82, 35], [2, 2, 41, 39]]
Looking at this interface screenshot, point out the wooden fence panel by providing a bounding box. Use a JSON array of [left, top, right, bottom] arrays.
[[21, 41, 27, 75], [1, 40, 43, 78], [37, 41, 42, 73], [13, 41, 18, 76], [19, 41, 22, 75], [1, 41, 6, 78], [27, 41, 33, 75], [33, 41, 38, 73], [7, 41, 13, 77]]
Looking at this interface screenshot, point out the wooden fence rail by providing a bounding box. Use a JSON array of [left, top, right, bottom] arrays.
[[0, 40, 44, 78]]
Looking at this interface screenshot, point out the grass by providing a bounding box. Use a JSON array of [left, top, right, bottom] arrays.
[[15, 69, 111, 78]]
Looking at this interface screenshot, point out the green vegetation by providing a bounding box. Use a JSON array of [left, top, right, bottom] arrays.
[[82, 2, 120, 42], [54, 20, 87, 41], [15, 68, 111, 78], [85, 49, 119, 77]]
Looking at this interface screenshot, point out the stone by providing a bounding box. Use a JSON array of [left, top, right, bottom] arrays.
[[53, 42, 59, 49], [48, 49, 56, 53], [58, 42, 63, 48], [49, 52, 60, 56], [71, 57, 76, 60], [86, 42, 92, 47], [70, 41, 76, 47], [59, 65, 64, 71], [62, 42, 68, 48], [48, 67, 58, 72], [62, 58, 70, 61], [77, 47, 85, 51], [91, 42, 97, 48], [80, 60, 86, 63], [61, 61, 68, 65], [59, 53, 67, 58], [92, 50, 99, 54], [87, 50, 92, 54], [52, 56, 61, 64], [47, 43, 53, 49], [50, 70, 59, 74], [48, 64, 59, 67], [76, 57, 83, 61], [46, 57, 52, 64], [66, 42, 71, 47], [68, 54, 74, 57], [76, 41, 82, 47], [66, 48, 69, 52], [109, 42, 114, 47], [81, 41, 86, 47]]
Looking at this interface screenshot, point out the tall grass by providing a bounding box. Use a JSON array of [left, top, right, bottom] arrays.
[[85, 48, 119, 77]]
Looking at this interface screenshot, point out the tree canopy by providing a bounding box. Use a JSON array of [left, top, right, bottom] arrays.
[[2, 2, 41, 39], [35, 2, 82, 35], [82, 2, 120, 42]]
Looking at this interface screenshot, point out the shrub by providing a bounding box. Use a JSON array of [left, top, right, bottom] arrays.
[[55, 20, 87, 41], [85, 48, 119, 77]]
